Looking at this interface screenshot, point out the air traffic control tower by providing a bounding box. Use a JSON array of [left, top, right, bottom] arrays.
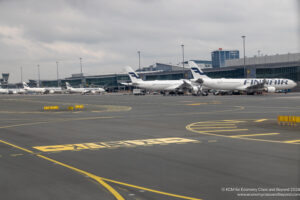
[[0, 73, 9, 87]]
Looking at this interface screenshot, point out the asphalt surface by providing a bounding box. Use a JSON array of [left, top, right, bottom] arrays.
[[0, 93, 300, 200]]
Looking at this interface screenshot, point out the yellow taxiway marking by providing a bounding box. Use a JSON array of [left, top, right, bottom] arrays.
[[186, 119, 300, 145], [190, 124, 236, 126], [284, 140, 300, 144], [0, 138, 124, 200], [33, 137, 199, 152], [0, 122, 49, 129], [195, 129, 248, 133], [100, 177, 202, 200], [186, 102, 221, 106], [254, 119, 268, 123], [0, 138, 203, 200], [230, 133, 280, 138], [191, 127, 237, 129], [0, 117, 115, 130]]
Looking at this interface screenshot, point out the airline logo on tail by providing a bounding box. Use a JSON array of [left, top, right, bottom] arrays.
[[128, 72, 140, 79], [23, 82, 29, 89], [191, 67, 206, 76], [65, 82, 73, 89], [188, 61, 209, 79]]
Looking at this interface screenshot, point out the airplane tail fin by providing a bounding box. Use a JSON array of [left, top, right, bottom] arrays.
[[23, 82, 29, 89], [188, 61, 210, 79], [65, 82, 72, 89], [125, 66, 142, 84]]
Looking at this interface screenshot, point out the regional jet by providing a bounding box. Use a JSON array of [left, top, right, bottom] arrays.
[[188, 61, 297, 94]]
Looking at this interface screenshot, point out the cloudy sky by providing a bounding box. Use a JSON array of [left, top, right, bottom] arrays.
[[0, 0, 299, 83]]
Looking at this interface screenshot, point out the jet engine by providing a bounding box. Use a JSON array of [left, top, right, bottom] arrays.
[[191, 85, 201, 95], [265, 86, 276, 93]]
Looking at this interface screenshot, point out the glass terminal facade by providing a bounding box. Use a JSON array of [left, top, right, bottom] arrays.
[[211, 49, 239, 68]]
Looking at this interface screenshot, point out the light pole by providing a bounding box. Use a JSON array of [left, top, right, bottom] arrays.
[[20, 67, 23, 83], [56, 61, 59, 87], [37, 64, 40, 87], [241, 35, 246, 78], [137, 51, 141, 70], [181, 44, 184, 78], [79, 57, 83, 74], [79, 57, 83, 87]]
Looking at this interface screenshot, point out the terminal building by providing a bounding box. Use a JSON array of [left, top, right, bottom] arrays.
[[33, 52, 299, 92]]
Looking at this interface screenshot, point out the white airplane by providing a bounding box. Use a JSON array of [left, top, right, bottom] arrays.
[[8, 88, 26, 94], [125, 66, 204, 95], [65, 82, 105, 94], [0, 83, 26, 94], [188, 61, 297, 94], [0, 88, 9, 94], [44, 87, 64, 94], [23, 82, 46, 94]]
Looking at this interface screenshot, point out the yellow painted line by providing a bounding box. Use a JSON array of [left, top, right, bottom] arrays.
[[195, 129, 248, 133], [193, 122, 239, 124], [0, 122, 48, 129], [186, 120, 300, 145], [0, 139, 33, 154], [191, 124, 236, 126], [33, 137, 199, 152], [191, 127, 237, 129], [36, 154, 124, 200], [221, 120, 246, 123], [100, 177, 202, 200], [0, 117, 115, 130], [0, 138, 203, 200], [284, 140, 300, 144], [0, 139, 124, 200], [254, 119, 268, 123], [230, 133, 280, 138]]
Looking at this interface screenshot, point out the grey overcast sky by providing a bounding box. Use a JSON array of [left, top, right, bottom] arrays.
[[0, 0, 299, 83]]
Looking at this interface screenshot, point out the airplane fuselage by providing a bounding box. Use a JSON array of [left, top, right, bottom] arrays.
[[134, 80, 185, 91], [203, 78, 297, 91]]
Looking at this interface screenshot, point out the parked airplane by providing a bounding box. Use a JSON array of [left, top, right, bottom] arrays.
[[188, 61, 297, 94], [8, 88, 26, 94], [23, 82, 47, 94], [0, 83, 26, 94], [65, 82, 105, 94], [44, 87, 63, 94], [0, 88, 9, 94], [125, 66, 204, 95]]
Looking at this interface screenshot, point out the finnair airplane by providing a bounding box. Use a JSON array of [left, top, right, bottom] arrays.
[[23, 82, 46, 94], [189, 61, 297, 94], [65, 82, 105, 94], [125, 66, 204, 95]]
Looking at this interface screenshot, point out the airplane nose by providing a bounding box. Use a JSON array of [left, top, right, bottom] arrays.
[[293, 81, 297, 87]]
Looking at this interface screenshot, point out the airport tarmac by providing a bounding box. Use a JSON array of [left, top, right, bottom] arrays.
[[0, 93, 299, 200]]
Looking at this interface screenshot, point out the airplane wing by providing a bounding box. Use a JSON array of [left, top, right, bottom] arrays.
[[245, 79, 266, 91], [165, 80, 193, 91]]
